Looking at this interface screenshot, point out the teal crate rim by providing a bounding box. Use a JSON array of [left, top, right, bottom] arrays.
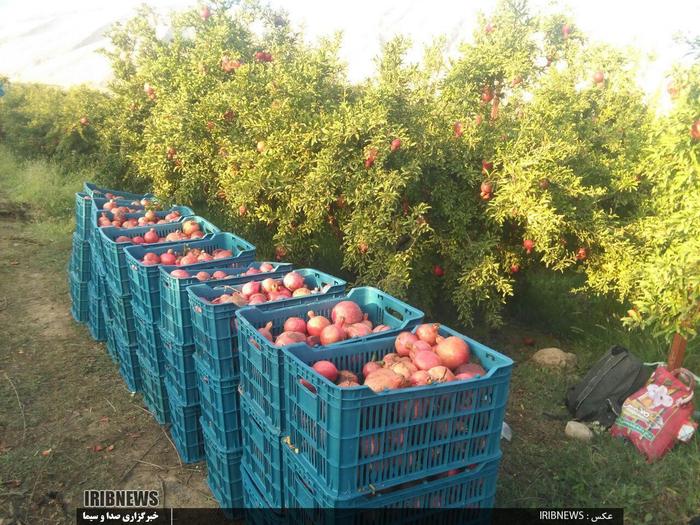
[[83, 182, 154, 200]]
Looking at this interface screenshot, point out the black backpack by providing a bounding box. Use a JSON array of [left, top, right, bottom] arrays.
[[565, 345, 652, 427]]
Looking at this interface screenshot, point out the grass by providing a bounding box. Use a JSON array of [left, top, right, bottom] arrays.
[[0, 147, 698, 523]]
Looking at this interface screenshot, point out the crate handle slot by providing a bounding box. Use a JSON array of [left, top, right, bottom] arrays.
[[293, 469, 317, 507], [385, 306, 405, 323]]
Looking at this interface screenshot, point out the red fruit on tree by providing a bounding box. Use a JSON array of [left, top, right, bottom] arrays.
[[358, 242, 368, 254], [200, 5, 211, 20], [562, 24, 571, 38], [482, 160, 493, 173], [481, 86, 494, 103], [433, 264, 444, 277], [691, 120, 700, 141], [593, 71, 605, 84], [453, 121, 464, 138], [79, 116, 89, 126], [238, 205, 247, 217], [275, 245, 287, 260], [576, 247, 587, 261], [667, 81, 679, 99], [490, 97, 500, 121], [510, 75, 523, 87], [206, 121, 215, 130], [254, 51, 272, 62], [539, 178, 550, 190], [223, 109, 235, 122], [474, 114, 483, 126], [523, 239, 535, 254], [364, 148, 378, 168], [480, 181, 493, 194], [390, 138, 402, 152], [510, 263, 520, 274], [166, 147, 176, 160], [484, 23, 494, 34]]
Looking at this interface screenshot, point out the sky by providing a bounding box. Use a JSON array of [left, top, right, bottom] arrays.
[[0, 0, 698, 97]]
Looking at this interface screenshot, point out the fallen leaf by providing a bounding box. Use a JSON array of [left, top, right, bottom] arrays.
[[41, 449, 52, 457], [9, 261, 19, 266], [99, 416, 110, 424], [106, 445, 115, 452], [92, 445, 103, 452], [3, 479, 22, 488]]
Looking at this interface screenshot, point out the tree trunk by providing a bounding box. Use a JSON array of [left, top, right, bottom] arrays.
[[667, 332, 687, 370]]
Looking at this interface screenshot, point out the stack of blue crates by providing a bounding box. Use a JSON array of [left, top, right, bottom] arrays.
[[70, 183, 515, 512], [233, 287, 422, 509], [188, 269, 347, 508], [74, 183, 156, 391], [123, 231, 256, 464], [280, 323, 511, 511], [157, 262, 289, 465]]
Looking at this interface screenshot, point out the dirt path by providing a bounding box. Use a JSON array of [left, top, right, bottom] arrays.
[[0, 200, 214, 524]]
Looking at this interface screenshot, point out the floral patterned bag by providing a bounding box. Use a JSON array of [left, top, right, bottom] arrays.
[[611, 366, 696, 461]]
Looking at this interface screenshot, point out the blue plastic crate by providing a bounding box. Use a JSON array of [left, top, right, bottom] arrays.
[[138, 354, 170, 425], [74, 192, 95, 239], [188, 268, 346, 380], [77, 194, 145, 240], [162, 334, 199, 405], [91, 205, 194, 232], [202, 420, 244, 508], [283, 445, 500, 510], [131, 295, 161, 324], [194, 354, 242, 450], [159, 262, 293, 347], [240, 396, 284, 508], [282, 324, 512, 498], [88, 196, 145, 241], [99, 215, 221, 295], [88, 289, 107, 341], [241, 464, 277, 510], [123, 232, 255, 320], [106, 320, 119, 363], [235, 287, 424, 432], [115, 333, 142, 393], [69, 271, 90, 323], [105, 282, 138, 346], [165, 382, 204, 464], [133, 311, 167, 374], [70, 233, 91, 280], [83, 182, 154, 200]]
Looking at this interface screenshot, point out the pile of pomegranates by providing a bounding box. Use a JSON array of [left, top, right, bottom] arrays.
[[139, 244, 235, 266], [256, 300, 390, 349], [97, 207, 182, 229], [306, 323, 487, 392], [196, 271, 331, 305], [113, 220, 205, 245]]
